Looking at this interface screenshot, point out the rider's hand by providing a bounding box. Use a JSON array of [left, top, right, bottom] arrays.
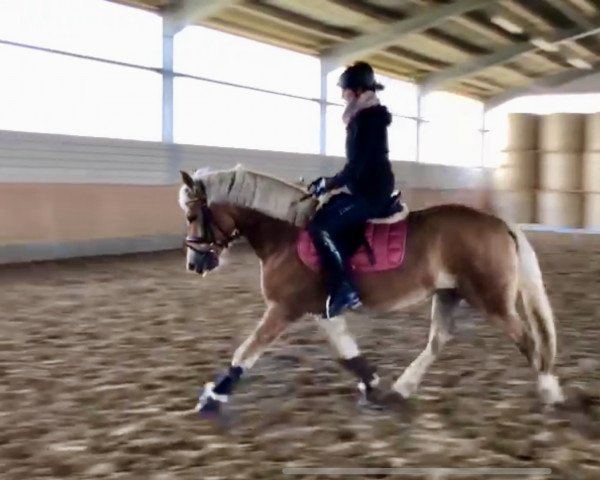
[[308, 177, 329, 197]]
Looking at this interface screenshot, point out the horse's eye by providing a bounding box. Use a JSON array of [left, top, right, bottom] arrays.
[[187, 214, 198, 223]]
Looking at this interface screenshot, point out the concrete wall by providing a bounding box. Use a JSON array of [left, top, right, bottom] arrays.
[[0, 130, 491, 264]]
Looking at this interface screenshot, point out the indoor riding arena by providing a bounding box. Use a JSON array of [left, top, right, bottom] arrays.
[[2, 1, 600, 479]]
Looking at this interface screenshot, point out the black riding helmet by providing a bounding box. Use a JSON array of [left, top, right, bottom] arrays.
[[337, 61, 384, 92]]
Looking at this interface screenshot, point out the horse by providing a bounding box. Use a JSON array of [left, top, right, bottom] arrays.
[[177, 165, 565, 418]]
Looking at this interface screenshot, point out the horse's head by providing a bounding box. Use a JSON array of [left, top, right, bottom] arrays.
[[178, 170, 238, 276]]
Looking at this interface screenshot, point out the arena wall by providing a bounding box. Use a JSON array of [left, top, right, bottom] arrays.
[[0, 130, 491, 264]]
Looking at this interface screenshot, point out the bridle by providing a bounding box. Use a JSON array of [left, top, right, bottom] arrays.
[[184, 202, 239, 254]]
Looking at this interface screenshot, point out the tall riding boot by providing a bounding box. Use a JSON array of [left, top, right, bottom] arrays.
[[311, 230, 362, 319]]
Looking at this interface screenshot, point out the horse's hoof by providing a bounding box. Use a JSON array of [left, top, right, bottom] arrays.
[[196, 382, 228, 420], [380, 391, 411, 412], [198, 396, 221, 418], [357, 391, 385, 411], [359, 388, 411, 418], [369, 388, 405, 406]]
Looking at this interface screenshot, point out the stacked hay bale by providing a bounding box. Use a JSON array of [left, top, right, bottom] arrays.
[[492, 113, 538, 224], [537, 113, 585, 228], [583, 113, 600, 229]]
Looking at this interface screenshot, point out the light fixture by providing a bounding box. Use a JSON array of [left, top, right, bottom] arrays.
[[530, 37, 560, 52], [490, 15, 524, 34], [567, 57, 593, 69]]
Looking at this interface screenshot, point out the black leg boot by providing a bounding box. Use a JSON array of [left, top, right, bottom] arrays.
[[311, 230, 362, 319], [197, 365, 244, 416]]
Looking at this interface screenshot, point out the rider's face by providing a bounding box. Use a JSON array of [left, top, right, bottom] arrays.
[[342, 88, 356, 104]]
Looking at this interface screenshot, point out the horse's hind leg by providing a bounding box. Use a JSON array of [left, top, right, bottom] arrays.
[[485, 308, 563, 404], [391, 289, 461, 399], [498, 308, 564, 405], [466, 269, 564, 405]]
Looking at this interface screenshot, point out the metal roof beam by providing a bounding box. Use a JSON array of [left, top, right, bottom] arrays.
[[327, 0, 488, 56], [544, 0, 597, 30], [164, 0, 240, 35], [484, 63, 600, 110], [320, 0, 494, 70], [420, 27, 589, 93]]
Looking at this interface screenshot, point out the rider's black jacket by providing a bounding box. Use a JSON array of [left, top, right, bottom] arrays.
[[328, 104, 395, 205]]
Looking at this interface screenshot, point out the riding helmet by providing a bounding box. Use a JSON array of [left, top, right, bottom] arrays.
[[337, 61, 384, 91]]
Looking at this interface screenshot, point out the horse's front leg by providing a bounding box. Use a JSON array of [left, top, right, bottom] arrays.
[[197, 304, 293, 417]]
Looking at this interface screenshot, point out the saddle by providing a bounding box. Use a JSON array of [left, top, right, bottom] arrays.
[[297, 191, 409, 274], [368, 192, 407, 224]]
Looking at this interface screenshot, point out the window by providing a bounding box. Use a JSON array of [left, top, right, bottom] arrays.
[[483, 109, 508, 167], [325, 105, 345, 156], [420, 91, 483, 166], [326, 67, 345, 105], [420, 121, 482, 167], [0, 0, 161, 67], [493, 93, 600, 115], [377, 74, 419, 118], [388, 117, 417, 162], [175, 26, 320, 98], [0, 45, 161, 140], [174, 78, 319, 153], [422, 91, 483, 126]]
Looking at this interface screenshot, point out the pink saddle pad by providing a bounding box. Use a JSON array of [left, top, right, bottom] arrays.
[[297, 219, 408, 273]]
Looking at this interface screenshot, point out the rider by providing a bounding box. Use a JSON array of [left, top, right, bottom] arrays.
[[307, 61, 396, 319]]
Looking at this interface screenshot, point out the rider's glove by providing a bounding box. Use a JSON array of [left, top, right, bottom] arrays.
[[308, 177, 329, 197]]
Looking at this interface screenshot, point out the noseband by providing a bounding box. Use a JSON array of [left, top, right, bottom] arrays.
[[185, 203, 239, 253]]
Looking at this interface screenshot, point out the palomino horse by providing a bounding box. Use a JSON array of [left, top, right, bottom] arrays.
[[178, 166, 565, 417]]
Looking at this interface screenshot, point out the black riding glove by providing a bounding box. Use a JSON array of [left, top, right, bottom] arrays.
[[308, 177, 330, 197]]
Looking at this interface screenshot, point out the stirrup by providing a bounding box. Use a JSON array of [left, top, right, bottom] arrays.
[[325, 291, 362, 319]]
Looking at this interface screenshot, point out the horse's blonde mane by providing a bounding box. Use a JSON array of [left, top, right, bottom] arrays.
[[179, 165, 317, 227]]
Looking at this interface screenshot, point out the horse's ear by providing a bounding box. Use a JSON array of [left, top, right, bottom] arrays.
[[180, 170, 195, 191], [197, 180, 207, 200]]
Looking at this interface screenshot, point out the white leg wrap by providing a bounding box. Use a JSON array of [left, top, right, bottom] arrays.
[[357, 374, 380, 394], [196, 382, 229, 411], [316, 316, 360, 359], [538, 373, 565, 404]]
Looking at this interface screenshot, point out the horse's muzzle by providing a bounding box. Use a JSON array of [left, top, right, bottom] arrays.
[[187, 250, 219, 275]]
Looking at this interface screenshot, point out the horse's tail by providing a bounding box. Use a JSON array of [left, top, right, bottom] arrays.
[[508, 224, 557, 374]]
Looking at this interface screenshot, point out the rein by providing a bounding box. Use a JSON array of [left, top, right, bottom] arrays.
[[185, 187, 314, 253]]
